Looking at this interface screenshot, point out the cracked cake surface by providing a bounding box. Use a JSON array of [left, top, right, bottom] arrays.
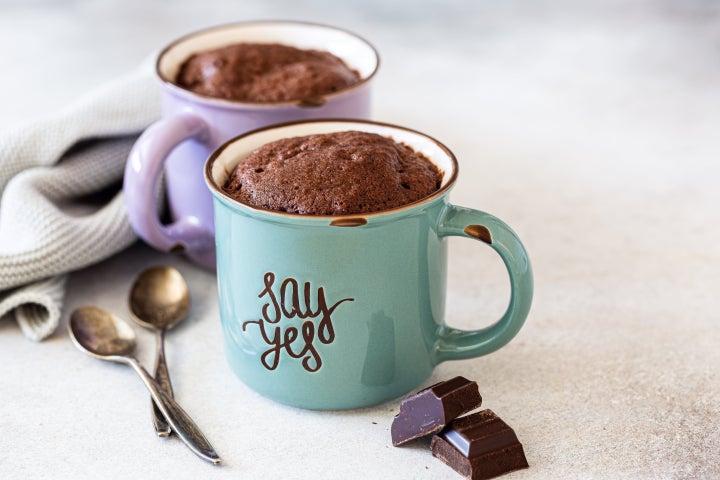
[[222, 130, 443, 215]]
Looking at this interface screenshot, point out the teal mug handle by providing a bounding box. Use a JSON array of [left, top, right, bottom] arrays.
[[434, 204, 534, 364]]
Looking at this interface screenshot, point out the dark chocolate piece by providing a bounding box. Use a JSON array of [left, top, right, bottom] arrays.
[[391, 376, 482, 446], [430, 410, 528, 480]]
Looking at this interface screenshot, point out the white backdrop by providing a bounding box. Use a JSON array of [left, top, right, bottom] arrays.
[[1, 1, 719, 479]]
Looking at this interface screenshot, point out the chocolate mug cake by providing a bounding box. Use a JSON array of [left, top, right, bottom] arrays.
[[175, 42, 361, 102], [206, 120, 533, 410], [222, 130, 443, 215], [125, 22, 379, 270]]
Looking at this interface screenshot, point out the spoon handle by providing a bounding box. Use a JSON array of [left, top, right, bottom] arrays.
[[151, 328, 173, 437], [127, 358, 221, 465]]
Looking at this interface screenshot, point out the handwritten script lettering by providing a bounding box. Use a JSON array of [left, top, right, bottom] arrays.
[[242, 272, 354, 372]]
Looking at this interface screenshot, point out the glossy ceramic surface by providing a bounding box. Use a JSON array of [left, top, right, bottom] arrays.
[[124, 21, 379, 269], [205, 120, 533, 410]]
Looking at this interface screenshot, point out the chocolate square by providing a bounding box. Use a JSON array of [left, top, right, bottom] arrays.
[[391, 376, 482, 446], [431, 409, 528, 480]]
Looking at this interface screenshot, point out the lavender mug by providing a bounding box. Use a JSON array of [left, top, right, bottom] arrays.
[[124, 21, 379, 268]]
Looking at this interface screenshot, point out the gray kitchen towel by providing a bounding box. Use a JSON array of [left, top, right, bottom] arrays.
[[0, 60, 159, 341]]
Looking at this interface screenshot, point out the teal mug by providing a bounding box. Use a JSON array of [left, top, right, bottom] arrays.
[[204, 120, 533, 410]]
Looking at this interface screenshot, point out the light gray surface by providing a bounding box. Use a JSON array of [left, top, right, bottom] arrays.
[[1, 1, 719, 479]]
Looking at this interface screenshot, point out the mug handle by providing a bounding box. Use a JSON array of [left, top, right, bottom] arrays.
[[433, 204, 533, 364], [124, 113, 212, 254]]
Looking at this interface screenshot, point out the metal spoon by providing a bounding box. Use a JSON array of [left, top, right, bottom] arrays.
[[128, 266, 190, 437], [68, 306, 221, 465]]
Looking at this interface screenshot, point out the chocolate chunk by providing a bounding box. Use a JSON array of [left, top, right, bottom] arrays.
[[391, 376, 482, 446], [430, 410, 528, 480]]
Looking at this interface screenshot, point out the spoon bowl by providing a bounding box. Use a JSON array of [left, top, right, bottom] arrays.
[[129, 265, 190, 330], [69, 306, 137, 359]]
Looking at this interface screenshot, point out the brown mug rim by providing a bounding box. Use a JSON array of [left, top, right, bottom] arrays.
[[156, 20, 381, 109], [204, 119, 460, 222]]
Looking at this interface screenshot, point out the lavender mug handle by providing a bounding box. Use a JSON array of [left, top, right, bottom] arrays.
[[124, 113, 213, 257]]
